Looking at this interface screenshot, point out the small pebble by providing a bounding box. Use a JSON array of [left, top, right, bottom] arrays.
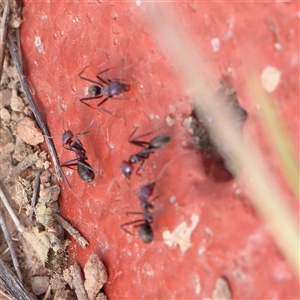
[[0, 128, 10, 151], [10, 89, 25, 112], [3, 142, 15, 153], [11, 111, 23, 122], [44, 160, 50, 169], [212, 278, 232, 300], [17, 117, 44, 146], [31, 276, 50, 296], [0, 89, 12, 107], [96, 293, 108, 300], [261, 66, 281, 93], [0, 107, 11, 121], [166, 115, 176, 127], [40, 170, 52, 184], [84, 254, 108, 300], [211, 38, 221, 52]]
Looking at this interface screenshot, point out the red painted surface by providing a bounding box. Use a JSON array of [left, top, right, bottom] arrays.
[[21, 2, 298, 299]]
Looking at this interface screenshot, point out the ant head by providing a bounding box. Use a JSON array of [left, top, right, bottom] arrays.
[[120, 161, 133, 179], [62, 130, 74, 146], [88, 85, 101, 97], [138, 223, 153, 243]]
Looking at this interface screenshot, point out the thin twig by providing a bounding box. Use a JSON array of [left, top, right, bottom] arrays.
[[0, 186, 25, 233], [42, 284, 51, 300], [15, 27, 23, 71], [0, 210, 23, 282], [0, 0, 10, 79], [0, 247, 9, 258], [10, 151, 39, 177], [69, 263, 89, 300], [54, 214, 89, 248], [29, 170, 41, 221], [0, 287, 14, 300], [0, 259, 35, 300], [7, 34, 62, 181]]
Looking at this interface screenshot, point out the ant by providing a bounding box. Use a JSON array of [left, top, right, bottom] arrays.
[[78, 65, 130, 113], [120, 129, 171, 179], [120, 182, 156, 243], [120, 160, 173, 243], [60, 129, 101, 183]]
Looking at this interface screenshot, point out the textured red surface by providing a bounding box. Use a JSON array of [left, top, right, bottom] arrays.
[[21, 2, 298, 299]]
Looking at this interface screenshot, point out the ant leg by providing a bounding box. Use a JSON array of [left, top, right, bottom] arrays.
[[80, 96, 114, 115], [128, 127, 139, 140], [60, 159, 80, 167], [80, 95, 104, 107], [74, 131, 90, 141], [128, 128, 151, 148], [92, 97, 116, 115], [96, 96, 121, 116], [149, 195, 160, 203], [125, 212, 144, 216], [129, 129, 161, 147], [77, 161, 104, 177], [132, 131, 159, 141], [130, 140, 150, 148], [96, 75, 109, 86], [97, 96, 109, 107], [63, 145, 73, 151], [59, 163, 82, 200], [97, 58, 142, 79], [96, 66, 121, 77], [61, 159, 104, 179], [133, 149, 154, 176], [78, 66, 105, 86], [99, 59, 143, 78], [135, 159, 146, 176], [74, 119, 97, 138], [60, 167, 72, 189], [120, 218, 145, 235]]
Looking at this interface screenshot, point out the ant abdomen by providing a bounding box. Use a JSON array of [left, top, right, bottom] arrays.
[[138, 224, 153, 243], [150, 134, 171, 148], [77, 162, 95, 183], [108, 82, 130, 95]]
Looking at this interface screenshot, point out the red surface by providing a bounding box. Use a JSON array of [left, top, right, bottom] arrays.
[[21, 2, 299, 299]]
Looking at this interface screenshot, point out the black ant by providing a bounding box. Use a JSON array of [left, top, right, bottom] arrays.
[[120, 160, 173, 243], [120, 129, 171, 179], [121, 182, 156, 243], [78, 65, 130, 113], [60, 130, 100, 183]]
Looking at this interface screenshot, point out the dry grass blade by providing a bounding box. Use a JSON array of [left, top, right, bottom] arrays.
[[0, 186, 25, 233], [0, 0, 10, 78], [144, 3, 299, 278], [0, 210, 22, 282], [248, 74, 299, 198]]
